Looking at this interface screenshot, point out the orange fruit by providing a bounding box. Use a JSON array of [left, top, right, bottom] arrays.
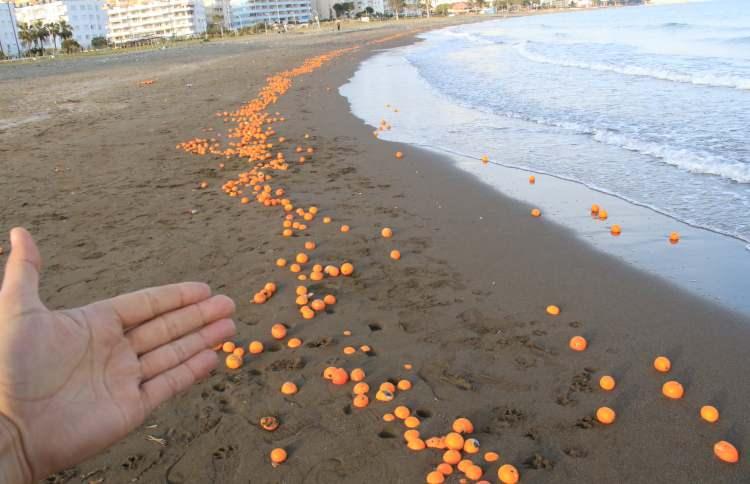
[[599, 375, 616, 391], [326, 265, 340, 277], [653, 356, 671, 373], [669, 231, 680, 243], [662, 380, 684, 399], [390, 249, 401, 260], [381, 227, 393, 238], [404, 416, 420, 428], [481, 155, 489, 164], [353, 394, 369, 408], [264, 282, 277, 294], [276, 258, 287, 267], [379, 382, 396, 393], [343, 346, 356, 355], [444, 432, 465, 451], [498, 464, 519, 484], [529, 175, 535, 184], [259, 416, 279, 432], [222, 342, 236, 353], [311, 299, 326, 311], [457, 459, 473, 473], [465, 465, 483, 480], [443, 449, 462, 465], [599, 209, 608, 220], [323, 366, 337, 380], [323, 294, 337, 305], [452, 417, 474, 434], [700, 405, 719, 423], [353, 382, 370, 395], [596, 406, 616, 424], [590, 204, 600, 214], [404, 363, 413, 370], [296, 252, 309, 264], [395, 151, 404, 159], [611, 224, 622, 235], [404, 429, 420, 442], [271, 324, 287, 340], [287, 337, 302, 349], [383, 413, 396, 422], [569, 336, 588, 352], [397, 379, 412, 391], [360, 345, 372, 353], [323, 216, 332, 224], [350, 368, 366, 382], [332, 368, 349, 385], [226, 354, 242, 369], [295, 285, 308, 296], [249, 341, 264, 354], [341, 262, 354, 276], [531, 208, 541, 217], [436, 463, 453, 475], [340, 224, 350, 233], [394, 406, 411, 419], [270, 448, 287, 465], [253, 292, 267, 304], [426, 437, 445, 449], [233, 348, 245, 357], [289, 263, 301, 273], [463, 438, 480, 454], [426, 471, 445, 484], [376, 389, 394, 402], [484, 451, 499, 462], [546, 305, 560, 316], [281, 381, 298, 395], [714, 440, 739, 463], [407, 439, 425, 451], [295, 295, 309, 306]]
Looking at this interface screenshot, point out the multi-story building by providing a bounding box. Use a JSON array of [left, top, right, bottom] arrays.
[[105, 0, 207, 45], [202, 0, 231, 31], [312, 0, 334, 19], [0, 1, 22, 57], [354, 0, 384, 14], [15, 0, 108, 48], [228, 0, 312, 30]]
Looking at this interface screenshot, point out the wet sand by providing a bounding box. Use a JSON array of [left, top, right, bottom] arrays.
[[1, 17, 749, 484]]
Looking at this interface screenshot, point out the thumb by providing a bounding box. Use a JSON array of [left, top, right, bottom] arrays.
[[0, 227, 43, 304]]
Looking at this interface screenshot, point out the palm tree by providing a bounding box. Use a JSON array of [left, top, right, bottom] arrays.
[[47, 22, 61, 50], [18, 22, 34, 54], [31, 20, 49, 54], [58, 20, 74, 41]]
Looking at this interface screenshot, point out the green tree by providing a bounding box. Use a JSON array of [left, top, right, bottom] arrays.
[[47, 22, 61, 50], [435, 3, 449, 14], [365, 6, 374, 13], [31, 20, 49, 54], [332, 2, 345, 17], [61, 38, 80, 53], [58, 20, 74, 41], [18, 22, 34, 53], [91, 36, 108, 48]]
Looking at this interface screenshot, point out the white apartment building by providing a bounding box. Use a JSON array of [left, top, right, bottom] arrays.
[[228, 0, 312, 29], [105, 0, 207, 45], [0, 2, 22, 57], [15, 0, 108, 48], [202, 0, 231, 30]]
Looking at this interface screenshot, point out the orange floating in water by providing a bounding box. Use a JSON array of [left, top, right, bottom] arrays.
[[270, 447, 287, 466], [395, 151, 404, 159], [700, 405, 720, 423], [465, 465, 483, 480], [591, 204, 600, 214], [397, 379, 412, 391], [531, 208, 541, 217], [481, 155, 489, 164], [662, 380, 684, 399], [390, 249, 401, 260], [596, 406, 616, 424], [546, 305, 560, 316], [353, 394, 369, 408], [222, 342, 236, 353], [529, 175, 535, 184], [350, 368, 366, 381], [444, 432, 465, 451], [287, 337, 302, 349], [598, 209, 608, 220], [343, 346, 356, 355], [463, 438, 480, 454], [353, 382, 370, 395], [404, 429, 420, 442], [443, 449, 462, 465], [341, 262, 354, 276], [381, 227, 393, 238], [653, 356, 671, 373], [340, 224, 350, 233], [407, 438, 426, 451], [569, 336, 588, 352], [497, 464, 520, 484], [669, 231, 680, 243], [436, 463, 453, 475], [714, 440, 739, 463], [484, 451, 500, 462], [599, 375, 616, 391], [383, 413, 396, 422], [611, 224, 622, 235], [276, 258, 287, 267], [394, 405, 411, 419], [304, 241, 316, 250], [332, 368, 349, 385], [404, 416, 421, 428]]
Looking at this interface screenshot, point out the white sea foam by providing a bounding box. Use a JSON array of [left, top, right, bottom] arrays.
[[515, 42, 750, 91]]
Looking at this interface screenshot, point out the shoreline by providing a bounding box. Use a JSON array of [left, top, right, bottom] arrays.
[[1, 17, 748, 484]]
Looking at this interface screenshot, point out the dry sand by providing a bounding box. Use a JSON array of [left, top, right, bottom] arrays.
[[1, 17, 749, 484]]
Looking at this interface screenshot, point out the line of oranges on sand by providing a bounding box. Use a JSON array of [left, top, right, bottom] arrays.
[[182, 35, 739, 483]]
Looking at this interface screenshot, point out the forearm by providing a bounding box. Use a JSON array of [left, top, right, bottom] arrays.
[[0, 414, 32, 484]]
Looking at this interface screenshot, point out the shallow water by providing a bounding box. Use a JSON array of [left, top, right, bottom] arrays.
[[340, 1, 750, 315]]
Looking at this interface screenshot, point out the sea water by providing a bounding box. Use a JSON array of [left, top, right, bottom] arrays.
[[341, 0, 750, 314]]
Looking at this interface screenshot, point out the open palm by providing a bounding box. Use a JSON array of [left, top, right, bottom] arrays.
[[0, 228, 236, 481]]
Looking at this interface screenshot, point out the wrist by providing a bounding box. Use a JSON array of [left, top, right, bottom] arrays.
[[0, 413, 32, 484]]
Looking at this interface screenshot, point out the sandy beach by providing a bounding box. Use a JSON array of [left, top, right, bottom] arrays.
[[1, 16, 749, 484]]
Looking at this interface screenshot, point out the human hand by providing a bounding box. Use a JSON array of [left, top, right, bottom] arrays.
[[0, 228, 236, 482]]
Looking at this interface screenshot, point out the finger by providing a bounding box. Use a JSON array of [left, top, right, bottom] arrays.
[[139, 318, 235, 381], [126, 294, 235, 355], [0, 227, 43, 305], [90, 282, 212, 329], [141, 349, 217, 413]]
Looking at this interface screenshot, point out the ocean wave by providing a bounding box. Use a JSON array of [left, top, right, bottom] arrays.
[[591, 130, 750, 184], [660, 22, 692, 29], [515, 42, 750, 90], [724, 35, 750, 45]]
